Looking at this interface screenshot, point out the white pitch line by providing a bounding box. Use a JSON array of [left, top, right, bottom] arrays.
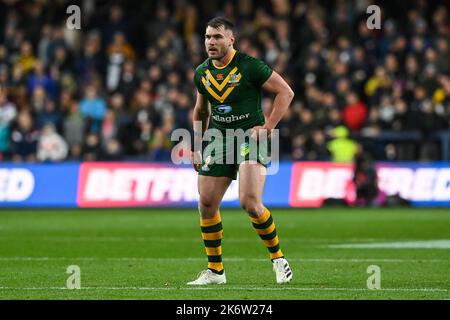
[[329, 240, 450, 249], [0, 257, 448, 263], [0, 286, 447, 293], [0, 236, 397, 243]]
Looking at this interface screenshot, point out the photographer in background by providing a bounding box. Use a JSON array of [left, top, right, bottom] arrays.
[[353, 146, 378, 207]]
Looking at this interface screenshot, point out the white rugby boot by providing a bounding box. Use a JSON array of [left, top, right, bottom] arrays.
[[272, 258, 293, 284], [187, 269, 226, 285]]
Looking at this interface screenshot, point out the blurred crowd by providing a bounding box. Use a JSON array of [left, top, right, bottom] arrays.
[[0, 0, 449, 163]]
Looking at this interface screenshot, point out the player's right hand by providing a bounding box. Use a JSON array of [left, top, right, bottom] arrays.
[[191, 150, 202, 172]]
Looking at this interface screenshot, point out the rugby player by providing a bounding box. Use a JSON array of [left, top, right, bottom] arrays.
[[188, 17, 294, 285]]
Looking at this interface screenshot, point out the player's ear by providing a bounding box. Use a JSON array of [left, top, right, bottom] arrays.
[[230, 35, 235, 47]]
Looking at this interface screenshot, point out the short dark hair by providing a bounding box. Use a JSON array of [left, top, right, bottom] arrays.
[[207, 17, 234, 32]]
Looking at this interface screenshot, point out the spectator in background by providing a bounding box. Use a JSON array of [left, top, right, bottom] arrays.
[[117, 60, 139, 104], [0, 87, 17, 128], [436, 37, 450, 73], [172, 91, 191, 130], [293, 107, 317, 138], [131, 89, 161, 130], [102, 4, 130, 46], [4, 25, 25, 56], [378, 95, 396, 129], [46, 26, 67, 64], [146, 5, 173, 44], [342, 92, 367, 132], [105, 31, 135, 92], [79, 84, 106, 134], [101, 109, 119, 147], [107, 92, 132, 152], [37, 123, 68, 162], [365, 66, 392, 105], [22, 2, 45, 47], [129, 87, 171, 160], [14, 41, 36, 75], [36, 99, 61, 131], [75, 32, 103, 84], [130, 119, 154, 156], [37, 25, 53, 65], [277, 107, 296, 159], [10, 111, 39, 162], [10, 64, 27, 94], [0, 68, 10, 95], [149, 127, 173, 162], [392, 99, 414, 131], [81, 132, 101, 161], [63, 101, 84, 160], [59, 89, 75, 114], [327, 125, 358, 162], [291, 135, 308, 161], [30, 86, 48, 113], [27, 60, 57, 100], [0, 126, 9, 160], [102, 139, 123, 161], [51, 46, 73, 76], [0, 45, 10, 69], [139, 45, 159, 72], [0, 87, 17, 159], [418, 99, 446, 160], [308, 129, 330, 160], [325, 107, 343, 132], [353, 147, 378, 207]]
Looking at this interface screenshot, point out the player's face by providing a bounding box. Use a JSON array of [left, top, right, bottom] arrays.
[[205, 26, 234, 60]]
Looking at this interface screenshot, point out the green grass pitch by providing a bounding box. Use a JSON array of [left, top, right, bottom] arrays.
[[0, 208, 449, 299]]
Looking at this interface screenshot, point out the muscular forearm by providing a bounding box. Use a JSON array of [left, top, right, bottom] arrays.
[[265, 90, 294, 130], [193, 107, 210, 134], [192, 106, 211, 151], [192, 108, 211, 135]]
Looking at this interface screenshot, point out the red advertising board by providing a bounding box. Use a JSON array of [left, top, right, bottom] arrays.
[[77, 162, 240, 207], [289, 162, 355, 207], [77, 162, 200, 207]]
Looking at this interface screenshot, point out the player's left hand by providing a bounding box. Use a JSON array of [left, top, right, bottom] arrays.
[[251, 125, 272, 141], [191, 150, 202, 172]]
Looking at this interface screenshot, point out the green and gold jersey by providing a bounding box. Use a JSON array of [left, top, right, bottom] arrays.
[[193, 50, 273, 132]]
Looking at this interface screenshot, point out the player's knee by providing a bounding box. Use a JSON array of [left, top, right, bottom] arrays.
[[198, 197, 220, 217], [240, 197, 263, 215]]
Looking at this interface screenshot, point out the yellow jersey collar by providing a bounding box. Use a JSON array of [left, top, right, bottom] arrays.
[[212, 49, 236, 69]]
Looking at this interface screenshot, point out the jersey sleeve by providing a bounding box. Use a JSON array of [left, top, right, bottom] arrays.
[[193, 67, 206, 94], [247, 56, 273, 87]]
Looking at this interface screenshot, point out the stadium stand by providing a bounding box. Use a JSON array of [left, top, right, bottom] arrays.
[[0, 0, 449, 163]]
